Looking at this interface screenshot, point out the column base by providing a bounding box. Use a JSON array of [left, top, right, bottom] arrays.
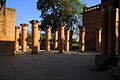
[[0, 41, 14, 56]]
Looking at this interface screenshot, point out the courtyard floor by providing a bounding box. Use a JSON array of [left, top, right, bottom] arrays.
[[0, 51, 111, 80]]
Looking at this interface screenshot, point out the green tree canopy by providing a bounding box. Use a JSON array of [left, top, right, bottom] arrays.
[[37, 0, 85, 33]]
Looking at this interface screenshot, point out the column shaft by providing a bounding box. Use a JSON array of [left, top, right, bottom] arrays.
[[108, 4, 116, 56], [30, 20, 40, 54], [58, 25, 65, 53], [20, 24, 28, 52], [96, 29, 102, 52], [54, 30, 58, 49], [38, 28, 40, 51], [69, 31, 73, 51], [118, 3, 120, 55], [15, 26, 20, 51], [45, 26, 51, 52], [101, 7, 109, 55], [79, 27, 85, 52], [65, 29, 70, 51]]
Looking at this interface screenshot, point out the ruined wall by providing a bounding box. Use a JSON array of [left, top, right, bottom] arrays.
[[0, 7, 15, 56], [83, 5, 103, 51], [83, 5, 119, 51]]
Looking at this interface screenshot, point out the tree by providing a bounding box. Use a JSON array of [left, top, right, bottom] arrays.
[[37, 0, 85, 35]]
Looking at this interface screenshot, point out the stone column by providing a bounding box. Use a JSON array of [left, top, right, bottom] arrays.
[[108, 4, 116, 56], [116, 8, 119, 54], [20, 24, 28, 52], [101, 7, 109, 55], [30, 20, 40, 54], [65, 29, 70, 51], [15, 26, 20, 51], [58, 24, 65, 53], [79, 26, 85, 52], [45, 26, 52, 52], [54, 30, 58, 49], [118, 3, 120, 55], [38, 28, 40, 51], [96, 28, 102, 52], [69, 31, 73, 51]]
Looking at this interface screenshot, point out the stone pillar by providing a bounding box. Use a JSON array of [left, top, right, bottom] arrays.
[[30, 20, 40, 54], [96, 28, 102, 52], [58, 24, 65, 53], [20, 24, 28, 52], [79, 26, 85, 52], [118, 3, 120, 55], [108, 4, 116, 56], [69, 31, 73, 51], [116, 8, 119, 54], [15, 26, 20, 51], [45, 26, 52, 52], [54, 30, 58, 49], [101, 7, 109, 55], [38, 28, 40, 51], [65, 29, 70, 51]]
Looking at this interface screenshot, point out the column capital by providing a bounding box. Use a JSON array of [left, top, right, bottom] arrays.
[[46, 26, 52, 32], [15, 26, 20, 30], [65, 28, 70, 32], [95, 28, 102, 31], [59, 24, 66, 28], [102, 6, 108, 12], [79, 26, 85, 32], [46, 26, 52, 29], [38, 27, 41, 31], [20, 24, 28, 30], [108, 3, 115, 12], [29, 20, 40, 24]]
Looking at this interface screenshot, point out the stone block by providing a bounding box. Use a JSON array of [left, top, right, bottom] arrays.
[[0, 41, 14, 56]]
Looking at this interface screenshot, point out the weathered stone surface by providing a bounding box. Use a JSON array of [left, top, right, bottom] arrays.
[[79, 26, 85, 52], [96, 28, 101, 52], [45, 26, 52, 52], [69, 31, 73, 51], [108, 4, 116, 56], [58, 24, 65, 53], [65, 29, 70, 51], [83, 6, 102, 51], [20, 24, 28, 52], [30, 20, 40, 54], [0, 7, 15, 56], [15, 26, 20, 51], [54, 30, 58, 49], [38, 28, 40, 51]]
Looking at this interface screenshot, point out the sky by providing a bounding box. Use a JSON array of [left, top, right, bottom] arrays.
[[6, 0, 101, 30]]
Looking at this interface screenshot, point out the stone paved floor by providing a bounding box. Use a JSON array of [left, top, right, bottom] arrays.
[[0, 52, 111, 80]]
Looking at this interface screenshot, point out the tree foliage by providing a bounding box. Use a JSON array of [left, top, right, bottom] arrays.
[[37, 0, 85, 33]]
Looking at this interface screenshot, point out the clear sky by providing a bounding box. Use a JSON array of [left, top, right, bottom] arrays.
[[6, 0, 101, 30]]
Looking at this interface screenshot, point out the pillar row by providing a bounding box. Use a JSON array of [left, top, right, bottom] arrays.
[[58, 24, 65, 53], [65, 29, 70, 51], [79, 26, 85, 52], [15, 26, 20, 51], [30, 20, 40, 54], [96, 28, 102, 52], [20, 24, 28, 52], [54, 30, 58, 49], [45, 26, 52, 52]]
